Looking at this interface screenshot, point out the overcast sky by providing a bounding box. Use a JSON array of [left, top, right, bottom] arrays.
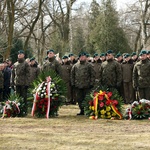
[[74, 0, 137, 10]]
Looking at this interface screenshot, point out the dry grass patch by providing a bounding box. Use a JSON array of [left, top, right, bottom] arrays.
[[0, 105, 150, 150]]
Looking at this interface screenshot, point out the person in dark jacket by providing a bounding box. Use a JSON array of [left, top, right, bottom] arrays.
[[68, 53, 78, 105], [100, 53, 106, 62], [133, 50, 150, 100], [42, 49, 62, 76], [71, 52, 95, 115], [3, 61, 11, 100], [92, 53, 102, 84], [61, 55, 72, 104], [29, 57, 40, 84], [68, 53, 77, 65], [131, 52, 138, 64], [121, 54, 134, 104]]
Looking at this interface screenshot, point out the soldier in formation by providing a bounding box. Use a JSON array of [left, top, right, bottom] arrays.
[[71, 52, 95, 115], [11, 50, 31, 115], [100, 50, 122, 89], [133, 50, 150, 100], [61, 55, 72, 105], [29, 57, 40, 84]]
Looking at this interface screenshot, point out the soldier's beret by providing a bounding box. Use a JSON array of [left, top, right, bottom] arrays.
[[47, 49, 55, 55], [30, 57, 35, 61], [100, 53, 105, 57], [68, 53, 74, 57], [124, 53, 130, 58], [139, 50, 147, 56], [115, 53, 121, 58], [18, 50, 24, 54], [147, 50, 150, 54], [86, 53, 90, 57], [106, 50, 113, 55], [93, 53, 98, 58], [62, 55, 68, 59], [78, 52, 87, 57], [131, 52, 137, 56]]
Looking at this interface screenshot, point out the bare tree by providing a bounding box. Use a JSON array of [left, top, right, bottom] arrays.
[[119, 0, 150, 52]]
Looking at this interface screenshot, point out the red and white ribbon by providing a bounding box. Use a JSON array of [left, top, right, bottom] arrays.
[[46, 80, 51, 118], [31, 82, 44, 116]]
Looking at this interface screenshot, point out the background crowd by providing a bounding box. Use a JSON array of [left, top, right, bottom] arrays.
[[0, 49, 150, 115]]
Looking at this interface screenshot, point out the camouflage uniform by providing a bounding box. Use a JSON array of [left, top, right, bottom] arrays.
[[121, 59, 134, 104], [92, 59, 102, 83], [0, 69, 4, 101], [30, 62, 40, 84], [42, 57, 62, 76], [11, 58, 30, 114], [61, 61, 72, 103], [71, 60, 95, 114], [100, 59, 122, 89], [133, 58, 150, 100]]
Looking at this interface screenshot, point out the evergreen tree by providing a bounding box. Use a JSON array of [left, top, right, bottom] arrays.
[[88, 0, 131, 54], [10, 38, 32, 63], [73, 26, 85, 54]]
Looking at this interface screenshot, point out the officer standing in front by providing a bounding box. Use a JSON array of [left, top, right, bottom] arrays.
[[71, 52, 95, 115]]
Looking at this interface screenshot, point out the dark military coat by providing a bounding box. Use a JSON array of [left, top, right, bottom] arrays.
[[42, 57, 62, 75], [121, 59, 134, 82], [100, 59, 122, 87], [71, 61, 95, 89], [11, 58, 30, 86], [30, 63, 40, 83], [92, 59, 102, 81], [133, 59, 150, 88], [61, 61, 72, 83]]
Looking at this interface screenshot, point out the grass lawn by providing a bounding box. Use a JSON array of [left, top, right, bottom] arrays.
[[0, 105, 150, 150]]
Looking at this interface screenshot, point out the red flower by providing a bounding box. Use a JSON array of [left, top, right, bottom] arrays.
[[137, 111, 141, 115], [93, 92, 98, 97], [98, 95, 104, 101], [100, 102, 104, 108], [106, 100, 111, 106], [112, 100, 118, 106], [107, 92, 112, 98]]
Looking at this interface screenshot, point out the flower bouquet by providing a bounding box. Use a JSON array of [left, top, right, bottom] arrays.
[[124, 99, 150, 120], [84, 87, 123, 120], [0, 94, 24, 118], [30, 70, 66, 118]]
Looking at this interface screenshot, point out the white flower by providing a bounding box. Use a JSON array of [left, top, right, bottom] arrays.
[[44, 93, 46, 95], [17, 103, 20, 106], [41, 94, 43, 97], [45, 83, 47, 85], [42, 90, 45, 93], [43, 87, 46, 90]]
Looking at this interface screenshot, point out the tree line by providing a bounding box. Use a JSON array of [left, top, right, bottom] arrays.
[[0, 0, 149, 64]]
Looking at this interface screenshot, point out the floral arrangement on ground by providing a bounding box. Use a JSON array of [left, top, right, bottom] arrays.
[[83, 86, 124, 120], [124, 99, 150, 120], [29, 70, 67, 118], [0, 94, 26, 118]]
